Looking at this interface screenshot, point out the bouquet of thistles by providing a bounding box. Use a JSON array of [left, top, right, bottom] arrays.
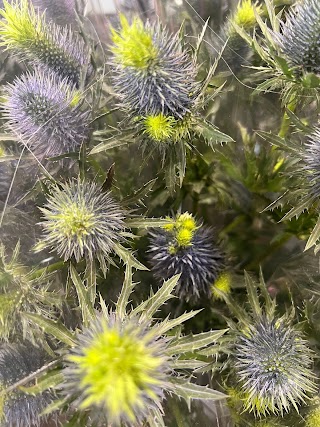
[[1, 0, 320, 426]]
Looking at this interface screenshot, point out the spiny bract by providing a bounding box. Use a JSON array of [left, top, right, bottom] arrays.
[[148, 212, 224, 301], [276, 0, 320, 74], [0, 0, 91, 85], [111, 15, 198, 119], [37, 179, 125, 267], [3, 70, 89, 159], [234, 317, 316, 416]]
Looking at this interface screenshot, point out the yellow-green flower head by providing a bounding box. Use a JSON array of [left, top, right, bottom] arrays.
[[64, 312, 169, 425], [234, 317, 316, 416], [37, 179, 125, 267], [232, 0, 261, 31], [211, 272, 232, 300], [148, 212, 225, 301], [111, 15, 198, 119], [306, 405, 320, 427], [0, 0, 91, 86]]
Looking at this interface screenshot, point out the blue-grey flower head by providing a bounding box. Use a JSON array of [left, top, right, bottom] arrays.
[[302, 128, 320, 198], [111, 15, 199, 119], [148, 212, 224, 301], [63, 311, 170, 426], [37, 178, 125, 266], [0, 343, 55, 427], [3, 70, 90, 159], [0, 0, 91, 86], [276, 0, 320, 74], [234, 316, 316, 415]]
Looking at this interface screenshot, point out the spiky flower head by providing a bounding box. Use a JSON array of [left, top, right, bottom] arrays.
[[234, 317, 316, 416], [62, 272, 226, 425], [3, 70, 89, 159], [111, 15, 198, 119], [37, 179, 125, 268], [0, 0, 91, 86], [148, 212, 224, 301], [232, 0, 261, 32], [0, 343, 55, 427], [276, 0, 320, 75], [211, 272, 232, 300], [306, 404, 320, 427], [140, 112, 192, 144]]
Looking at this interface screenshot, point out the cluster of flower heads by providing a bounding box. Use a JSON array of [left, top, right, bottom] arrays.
[[148, 212, 224, 301], [276, 0, 320, 75], [60, 270, 226, 426], [0, 0, 92, 160], [37, 178, 125, 269]]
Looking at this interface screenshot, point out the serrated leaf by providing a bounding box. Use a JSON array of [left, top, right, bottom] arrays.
[[122, 179, 157, 208], [23, 313, 75, 346], [258, 131, 300, 154], [89, 137, 128, 155], [20, 371, 64, 395], [171, 359, 207, 369], [244, 271, 262, 318], [117, 263, 134, 320], [167, 329, 228, 355], [142, 275, 180, 319], [195, 120, 233, 147], [147, 310, 202, 337], [70, 264, 95, 327], [171, 380, 226, 409], [305, 215, 320, 251], [113, 242, 148, 270], [126, 217, 172, 229]]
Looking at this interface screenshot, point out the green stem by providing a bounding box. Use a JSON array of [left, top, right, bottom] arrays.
[[29, 260, 66, 280]]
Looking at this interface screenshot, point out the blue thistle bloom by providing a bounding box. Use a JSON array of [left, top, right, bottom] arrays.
[[276, 0, 320, 74], [0, 343, 55, 427], [0, 0, 91, 86], [3, 70, 90, 159], [234, 317, 316, 416], [148, 213, 224, 301], [37, 178, 125, 268], [111, 15, 198, 119]]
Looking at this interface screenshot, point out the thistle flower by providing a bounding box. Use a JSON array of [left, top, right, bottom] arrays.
[[111, 15, 198, 119], [61, 271, 226, 425], [0, 0, 91, 86], [148, 212, 224, 301], [3, 70, 89, 159], [211, 272, 232, 300], [0, 343, 55, 427], [276, 0, 320, 75], [234, 317, 316, 415], [37, 179, 125, 268], [140, 112, 192, 144]]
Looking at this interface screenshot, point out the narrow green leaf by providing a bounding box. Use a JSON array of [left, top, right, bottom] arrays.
[[167, 329, 228, 355], [147, 310, 202, 337], [143, 275, 180, 319], [117, 263, 134, 320], [195, 120, 233, 147], [171, 380, 226, 409], [126, 217, 172, 229], [70, 264, 95, 326], [244, 271, 262, 318], [171, 359, 207, 369], [113, 242, 148, 270], [20, 371, 64, 394], [23, 313, 75, 346], [89, 138, 128, 155], [305, 215, 320, 251]]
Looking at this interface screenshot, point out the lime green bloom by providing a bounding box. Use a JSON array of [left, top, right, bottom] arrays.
[[0, 0, 90, 85], [232, 0, 262, 31], [63, 272, 226, 425], [143, 113, 176, 142], [111, 14, 158, 69], [212, 272, 232, 300], [306, 405, 320, 427]]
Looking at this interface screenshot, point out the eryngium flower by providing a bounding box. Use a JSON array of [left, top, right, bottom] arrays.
[[234, 317, 316, 415], [276, 0, 320, 74], [111, 15, 198, 119], [0, 343, 55, 427], [64, 313, 168, 425], [148, 213, 224, 301], [140, 112, 192, 144], [0, 0, 91, 86], [38, 179, 125, 265], [62, 273, 226, 425], [3, 70, 89, 159]]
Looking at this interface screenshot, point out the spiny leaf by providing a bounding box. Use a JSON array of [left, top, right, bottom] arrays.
[[167, 329, 228, 355], [142, 275, 180, 319], [116, 262, 134, 320], [305, 215, 320, 252], [70, 264, 95, 327], [113, 242, 148, 270], [20, 371, 63, 394]]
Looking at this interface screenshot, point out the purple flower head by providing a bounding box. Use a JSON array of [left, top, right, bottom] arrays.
[[3, 70, 90, 159]]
